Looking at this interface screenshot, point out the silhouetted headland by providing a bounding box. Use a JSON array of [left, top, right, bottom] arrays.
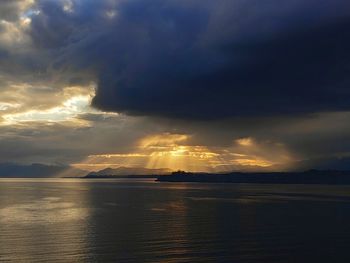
[[157, 170, 350, 185]]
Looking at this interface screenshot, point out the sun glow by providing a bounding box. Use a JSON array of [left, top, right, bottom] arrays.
[[236, 137, 253, 146], [0, 84, 117, 126], [139, 133, 188, 148], [73, 133, 288, 172], [2, 95, 92, 125], [233, 158, 273, 167]]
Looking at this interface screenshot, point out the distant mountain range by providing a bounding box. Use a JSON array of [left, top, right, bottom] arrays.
[[157, 170, 350, 185], [3, 156, 350, 178], [213, 157, 350, 173], [0, 163, 171, 178], [0, 163, 86, 178], [85, 167, 172, 178]]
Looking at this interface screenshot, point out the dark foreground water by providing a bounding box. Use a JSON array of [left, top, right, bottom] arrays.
[[1, 179, 350, 262]]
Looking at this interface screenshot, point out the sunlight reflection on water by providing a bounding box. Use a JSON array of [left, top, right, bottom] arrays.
[[1, 179, 350, 262], [0, 197, 89, 224]]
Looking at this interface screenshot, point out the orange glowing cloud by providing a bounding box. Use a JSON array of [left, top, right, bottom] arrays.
[[72, 133, 292, 173]]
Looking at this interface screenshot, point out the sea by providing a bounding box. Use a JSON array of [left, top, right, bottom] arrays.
[[1, 178, 350, 262]]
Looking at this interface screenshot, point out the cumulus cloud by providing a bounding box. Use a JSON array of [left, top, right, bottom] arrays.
[[1, 0, 350, 120], [20, 0, 350, 119]]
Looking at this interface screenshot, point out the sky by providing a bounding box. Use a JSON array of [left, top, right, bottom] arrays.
[[0, 0, 350, 173]]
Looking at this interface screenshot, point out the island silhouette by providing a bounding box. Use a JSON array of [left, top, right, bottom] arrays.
[[156, 170, 350, 185]]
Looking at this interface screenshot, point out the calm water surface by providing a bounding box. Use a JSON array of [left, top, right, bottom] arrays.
[[1, 179, 350, 262]]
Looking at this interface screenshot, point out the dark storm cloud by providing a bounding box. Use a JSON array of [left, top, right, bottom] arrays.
[[1, 0, 350, 170], [27, 0, 350, 119]]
